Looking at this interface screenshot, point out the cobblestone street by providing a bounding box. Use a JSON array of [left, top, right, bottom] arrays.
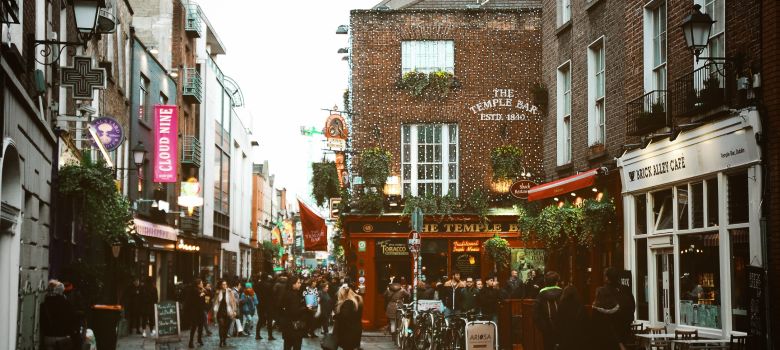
[[116, 330, 395, 350]]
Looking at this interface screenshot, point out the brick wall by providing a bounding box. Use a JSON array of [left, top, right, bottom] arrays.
[[762, 0, 780, 342], [540, 0, 628, 181], [350, 8, 543, 198]]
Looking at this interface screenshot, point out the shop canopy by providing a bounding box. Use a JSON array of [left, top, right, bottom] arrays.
[[134, 218, 177, 241], [527, 168, 599, 201]]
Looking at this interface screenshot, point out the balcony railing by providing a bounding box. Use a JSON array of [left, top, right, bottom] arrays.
[[184, 4, 202, 38], [180, 207, 201, 234], [670, 64, 734, 119], [182, 67, 202, 104], [626, 90, 668, 136], [181, 136, 201, 168]]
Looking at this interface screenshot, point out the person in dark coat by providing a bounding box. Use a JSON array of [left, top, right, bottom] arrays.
[[62, 280, 86, 350], [273, 274, 289, 329], [279, 276, 310, 350], [506, 270, 523, 299], [460, 277, 480, 312], [334, 285, 364, 350], [478, 278, 501, 322], [40, 280, 78, 350], [257, 274, 276, 340], [533, 271, 563, 350], [526, 269, 544, 298], [555, 285, 591, 350], [122, 278, 143, 335], [140, 277, 159, 337], [383, 281, 410, 335], [184, 279, 207, 348], [417, 279, 435, 300], [591, 267, 636, 350], [319, 282, 334, 335]]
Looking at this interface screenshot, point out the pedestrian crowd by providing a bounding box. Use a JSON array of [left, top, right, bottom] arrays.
[[381, 267, 635, 350], [175, 268, 363, 350]]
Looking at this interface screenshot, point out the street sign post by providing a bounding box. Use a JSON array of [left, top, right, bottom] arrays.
[[409, 207, 424, 312]]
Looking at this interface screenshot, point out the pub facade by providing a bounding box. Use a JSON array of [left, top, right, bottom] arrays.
[[343, 0, 543, 328]]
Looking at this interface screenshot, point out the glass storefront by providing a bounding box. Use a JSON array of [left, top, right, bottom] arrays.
[[629, 168, 757, 334]]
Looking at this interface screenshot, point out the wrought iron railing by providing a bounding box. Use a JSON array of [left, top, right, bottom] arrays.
[[670, 64, 734, 119], [626, 90, 668, 136], [183, 67, 202, 104], [181, 136, 201, 168]]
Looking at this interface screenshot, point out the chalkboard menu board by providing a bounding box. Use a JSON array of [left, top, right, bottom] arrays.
[[155, 301, 181, 340], [454, 252, 481, 279], [747, 265, 765, 349]]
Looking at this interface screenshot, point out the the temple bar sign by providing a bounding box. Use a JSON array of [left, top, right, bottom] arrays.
[[348, 221, 520, 234], [470, 88, 540, 122]]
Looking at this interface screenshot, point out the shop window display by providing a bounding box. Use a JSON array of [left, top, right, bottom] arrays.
[[679, 233, 721, 329]]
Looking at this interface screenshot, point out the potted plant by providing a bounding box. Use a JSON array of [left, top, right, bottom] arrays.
[[700, 75, 723, 108], [637, 100, 665, 131], [398, 70, 458, 99], [530, 83, 548, 109], [491, 145, 524, 180]]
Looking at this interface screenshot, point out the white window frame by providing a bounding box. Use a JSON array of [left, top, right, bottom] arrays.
[[557, 0, 572, 27], [557, 61, 572, 166], [401, 40, 454, 75], [588, 36, 606, 146], [643, 0, 667, 93], [401, 124, 458, 197], [694, 0, 725, 82]]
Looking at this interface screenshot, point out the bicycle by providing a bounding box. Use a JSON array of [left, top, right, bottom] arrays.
[[440, 310, 486, 350], [394, 303, 416, 350]]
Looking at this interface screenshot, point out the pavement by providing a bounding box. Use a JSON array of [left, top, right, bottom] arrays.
[[116, 327, 396, 350]]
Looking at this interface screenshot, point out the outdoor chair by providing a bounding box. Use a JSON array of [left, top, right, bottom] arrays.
[[675, 329, 699, 340]]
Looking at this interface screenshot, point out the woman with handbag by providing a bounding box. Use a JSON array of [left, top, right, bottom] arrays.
[[334, 285, 363, 350], [280, 276, 310, 350], [213, 280, 238, 348]]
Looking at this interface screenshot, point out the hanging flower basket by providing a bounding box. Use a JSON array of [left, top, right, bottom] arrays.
[[484, 235, 511, 269], [491, 145, 524, 180], [398, 70, 458, 99]]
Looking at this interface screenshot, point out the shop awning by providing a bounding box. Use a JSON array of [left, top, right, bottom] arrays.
[[134, 218, 177, 242], [528, 168, 599, 201]]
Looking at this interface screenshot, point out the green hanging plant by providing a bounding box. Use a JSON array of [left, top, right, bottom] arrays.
[[262, 241, 282, 260], [398, 70, 458, 99], [533, 202, 583, 249], [58, 156, 135, 244], [311, 161, 340, 207], [401, 194, 460, 219], [359, 147, 391, 189], [484, 235, 511, 269], [491, 145, 524, 180], [466, 189, 489, 224], [355, 190, 384, 214], [580, 196, 616, 246]]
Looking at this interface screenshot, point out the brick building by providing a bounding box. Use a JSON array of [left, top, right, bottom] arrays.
[[344, 0, 543, 330], [537, 0, 627, 301], [614, 0, 767, 343]]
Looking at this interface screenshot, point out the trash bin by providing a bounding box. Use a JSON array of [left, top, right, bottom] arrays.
[[90, 305, 123, 350]]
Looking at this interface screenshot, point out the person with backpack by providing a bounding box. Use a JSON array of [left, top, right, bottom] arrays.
[[592, 267, 636, 350], [383, 278, 410, 336], [532, 271, 563, 350], [240, 283, 258, 336]]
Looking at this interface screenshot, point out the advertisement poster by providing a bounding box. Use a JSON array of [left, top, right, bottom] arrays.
[[153, 105, 178, 183], [510, 248, 546, 282]]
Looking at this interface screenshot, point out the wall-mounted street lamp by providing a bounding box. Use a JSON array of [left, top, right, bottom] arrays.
[[33, 0, 115, 65], [336, 25, 349, 35], [112, 141, 147, 172]]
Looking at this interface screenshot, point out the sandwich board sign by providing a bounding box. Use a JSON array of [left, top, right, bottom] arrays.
[[154, 301, 181, 343]]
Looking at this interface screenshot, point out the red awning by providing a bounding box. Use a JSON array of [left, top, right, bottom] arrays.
[[527, 168, 599, 201]]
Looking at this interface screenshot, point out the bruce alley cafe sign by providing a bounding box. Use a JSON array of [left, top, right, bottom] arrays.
[[349, 221, 520, 235]]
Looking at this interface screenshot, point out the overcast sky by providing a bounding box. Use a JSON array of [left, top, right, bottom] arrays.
[[197, 0, 374, 207]]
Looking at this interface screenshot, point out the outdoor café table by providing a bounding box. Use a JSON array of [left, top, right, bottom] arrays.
[[671, 339, 730, 349], [636, 333, 675, 350]]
